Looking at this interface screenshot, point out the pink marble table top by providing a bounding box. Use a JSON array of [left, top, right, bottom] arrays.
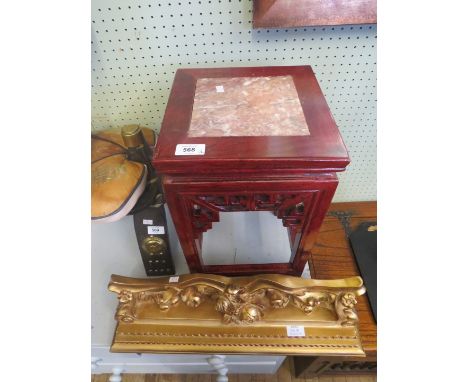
[[188, 75, 310, 137]]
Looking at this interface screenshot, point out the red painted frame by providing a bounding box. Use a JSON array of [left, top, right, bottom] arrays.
[[153, 66, 350, 276], [253, 0, 377, 29]]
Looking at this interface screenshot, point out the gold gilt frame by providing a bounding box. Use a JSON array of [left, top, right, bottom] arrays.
[[109, 273, 366, 356]]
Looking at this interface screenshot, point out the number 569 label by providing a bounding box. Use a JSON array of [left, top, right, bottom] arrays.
[[175, 144, 205, 156]]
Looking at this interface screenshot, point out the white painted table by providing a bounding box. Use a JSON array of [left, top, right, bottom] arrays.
[[92, 208, 306, 380]]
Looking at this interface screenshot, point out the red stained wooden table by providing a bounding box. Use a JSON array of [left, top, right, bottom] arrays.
[[153, 65, 350, 276]]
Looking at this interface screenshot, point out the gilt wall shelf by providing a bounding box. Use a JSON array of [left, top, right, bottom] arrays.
[[108, 273, 366, 356]]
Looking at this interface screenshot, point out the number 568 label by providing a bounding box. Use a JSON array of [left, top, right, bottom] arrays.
[[175, 144, 205, 156]]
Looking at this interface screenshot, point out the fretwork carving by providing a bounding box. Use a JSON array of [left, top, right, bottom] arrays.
[[186, 192, 313, 241]]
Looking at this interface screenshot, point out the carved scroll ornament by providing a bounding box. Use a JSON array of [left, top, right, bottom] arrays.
[[109, 273, 364, 326], [109, 273, 366, 355]]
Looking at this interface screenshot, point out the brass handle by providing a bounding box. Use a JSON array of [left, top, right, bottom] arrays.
[[142, 236, 167, 256]]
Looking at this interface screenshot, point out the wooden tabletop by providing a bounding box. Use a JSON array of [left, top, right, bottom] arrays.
[[308, 201, 377, 356], [153, 66, 350, 175]]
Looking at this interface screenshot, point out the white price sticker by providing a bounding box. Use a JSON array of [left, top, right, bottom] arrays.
[[147, 226, 165, 235], [169, 276, 179, 283], [216, 85, 224, 93], [175, 144, 205, 156], [142, 219, 153, 225], [286, 325, 305, 337]]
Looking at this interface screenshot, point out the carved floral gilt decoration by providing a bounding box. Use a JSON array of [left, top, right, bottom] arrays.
[[109, 273, 364, 326], [109, 274, 366, 355]]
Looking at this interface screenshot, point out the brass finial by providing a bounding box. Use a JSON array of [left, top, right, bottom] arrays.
[[121, 124, 144, 148]]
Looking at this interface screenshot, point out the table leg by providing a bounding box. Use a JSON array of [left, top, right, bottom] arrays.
[[108, 367, 123, 382], [207, 355, 229, 382]]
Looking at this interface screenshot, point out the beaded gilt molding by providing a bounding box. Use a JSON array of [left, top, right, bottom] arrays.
[[109, 273, 366, 355]]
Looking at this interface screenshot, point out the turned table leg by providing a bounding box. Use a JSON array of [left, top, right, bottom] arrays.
[[207, 355, 229, 382], [108, 367, 123, 382]]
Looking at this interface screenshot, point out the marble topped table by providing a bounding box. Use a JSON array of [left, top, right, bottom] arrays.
[[189, 75, 310, 137], [153, 65, 350, 276]]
